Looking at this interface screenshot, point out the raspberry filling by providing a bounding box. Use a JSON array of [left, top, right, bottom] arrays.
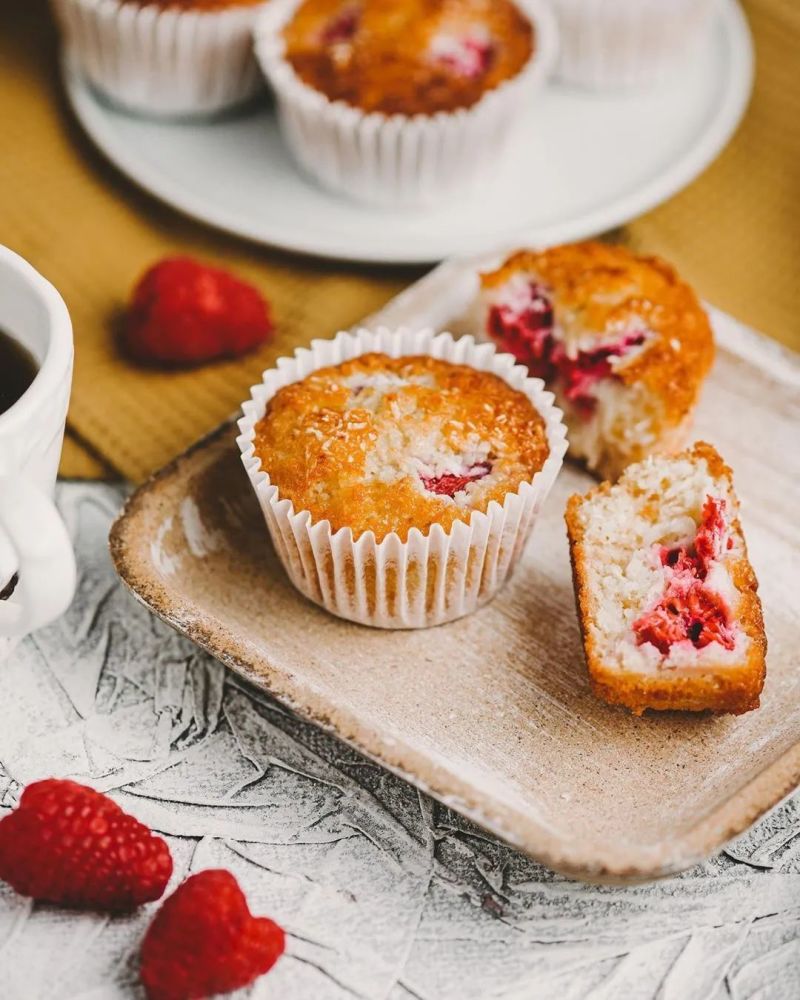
[[433, 34, 495, 78], [487, 284, 646, 415], [633, 497, 737, 656], [321, 7, 360, 45], [420, 461, 491, 498]]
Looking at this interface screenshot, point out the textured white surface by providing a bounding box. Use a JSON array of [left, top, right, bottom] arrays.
[[1, 482, 799, 1000]]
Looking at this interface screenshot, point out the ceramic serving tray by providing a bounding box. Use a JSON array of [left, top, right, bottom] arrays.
[[110, 257, 800, 882]]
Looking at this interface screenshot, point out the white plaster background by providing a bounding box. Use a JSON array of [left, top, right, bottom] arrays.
[[0, 483, 797, 1000]]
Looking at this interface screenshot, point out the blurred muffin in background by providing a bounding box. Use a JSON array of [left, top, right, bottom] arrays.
[[549, 0, 721, 90], [282, 0, 534, 115], [254, 0, 558, 206], [52, 0, 268, 118]]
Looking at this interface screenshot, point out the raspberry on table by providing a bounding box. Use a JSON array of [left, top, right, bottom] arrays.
[[124, 257, 273, 366], [140, 869, 285, 1000], [0, 779, 173, 911]]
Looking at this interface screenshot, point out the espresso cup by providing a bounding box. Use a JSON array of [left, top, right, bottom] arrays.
[[0, 245, 76, 647]]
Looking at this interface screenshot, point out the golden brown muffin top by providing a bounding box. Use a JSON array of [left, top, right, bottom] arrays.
[[481, 241, 715, 426], [282, 0, 534, 115], [254, 353, 550, 541], [126, 0, 263, 9]]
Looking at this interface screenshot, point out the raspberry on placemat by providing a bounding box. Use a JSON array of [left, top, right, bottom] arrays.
[[125, 257, 273, 366]]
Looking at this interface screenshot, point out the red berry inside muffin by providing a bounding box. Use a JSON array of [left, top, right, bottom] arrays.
[[565, 442, 766, 716], [480, 242, 715, 481], [282, 0, 535, 115], [252, 353, 550, 541], [632, 496, 737, 655]]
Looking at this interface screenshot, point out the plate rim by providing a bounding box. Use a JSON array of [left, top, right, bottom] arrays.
[[62, 0, 754, 265]]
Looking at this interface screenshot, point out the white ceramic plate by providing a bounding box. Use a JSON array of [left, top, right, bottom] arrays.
[[63, 0, 752, 265]]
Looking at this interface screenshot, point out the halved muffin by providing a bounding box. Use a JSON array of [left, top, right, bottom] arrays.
[[565, 442, 766, 715], [480, 242, 715, 481]]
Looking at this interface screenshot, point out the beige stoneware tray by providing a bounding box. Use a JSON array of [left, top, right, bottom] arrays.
[[110, 257, 800, 882]]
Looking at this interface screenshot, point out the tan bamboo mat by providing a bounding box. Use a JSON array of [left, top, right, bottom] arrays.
[[0, 0, 796, 482]]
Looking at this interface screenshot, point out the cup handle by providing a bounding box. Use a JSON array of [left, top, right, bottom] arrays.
[[0, 476, 77, 637]]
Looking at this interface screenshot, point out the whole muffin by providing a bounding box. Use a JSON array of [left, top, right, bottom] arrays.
[[238, 329, 567, 628], [53, 0, 268, 118], [254, 0, 558, 205], [479, 241, 714, 481]]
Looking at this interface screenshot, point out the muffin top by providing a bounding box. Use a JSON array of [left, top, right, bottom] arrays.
[[481, 241, 714, 424], [282, 0, 535, 116], [253, 353, 550, 541]]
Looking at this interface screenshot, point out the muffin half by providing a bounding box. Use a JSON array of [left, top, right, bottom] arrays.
[[565, 442, 766, 715], [479, 241, 715, 481]]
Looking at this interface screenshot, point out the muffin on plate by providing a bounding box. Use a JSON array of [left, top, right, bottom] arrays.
[[254, 0, 558, 206], [237, 327, 567, 628], [479, 241, 714, 481], [565, 442, 766, 715], [52, 0, 268, 118], [550, 0, 721, 90]]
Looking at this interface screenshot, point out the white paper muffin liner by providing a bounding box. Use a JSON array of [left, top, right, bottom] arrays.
[[237, 327, 567, 629], [51, 0, 268, 118], [550, 0, 720, 89], [253, 0, 558, 207]]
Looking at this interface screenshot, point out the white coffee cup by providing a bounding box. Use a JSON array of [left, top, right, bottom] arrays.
[[0, 246, 76, 645]]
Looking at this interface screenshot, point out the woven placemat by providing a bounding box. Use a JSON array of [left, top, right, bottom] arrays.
[[0, 0, 795, 482]]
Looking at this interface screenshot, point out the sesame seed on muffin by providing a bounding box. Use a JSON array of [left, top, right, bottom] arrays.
[[253, 352, 550, 542]]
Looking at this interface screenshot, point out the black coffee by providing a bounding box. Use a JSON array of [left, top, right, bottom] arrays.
[[0, 328, 38, 415]]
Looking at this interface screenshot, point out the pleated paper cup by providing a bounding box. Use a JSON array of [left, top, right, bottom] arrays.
[[52, 0, 268, 119], [551, 0, 720, 90], [237, 327, 567, 629], [253, 0, 558, 207]]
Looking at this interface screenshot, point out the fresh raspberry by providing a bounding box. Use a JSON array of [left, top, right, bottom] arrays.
[[140, 869, 285, 1000], [125, 257, 273, 366], [0, 779, 172, 911]]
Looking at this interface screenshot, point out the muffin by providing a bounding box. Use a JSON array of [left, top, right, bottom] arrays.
[[479, 241, 714, 481], [565, 442, 766, 715], [237, 327, 567, 628], [254, 0, 558, 206], [52, 0, 268, 118], [550, 0, 720, 90]]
